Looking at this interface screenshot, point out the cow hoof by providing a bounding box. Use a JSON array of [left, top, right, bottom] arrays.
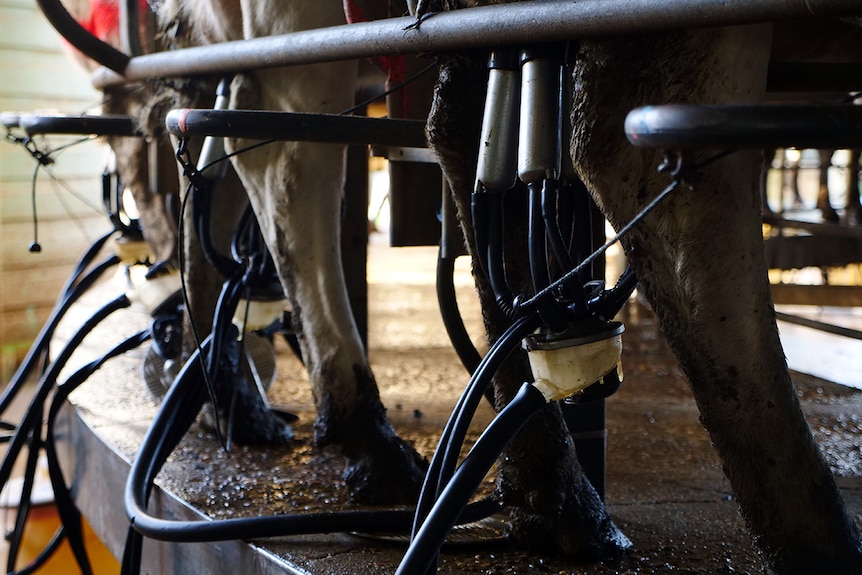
[[820, 208, 841, 223], [198, 403, 294, 445], [341, 435, 428, 506], [508, 504, 631, 561]]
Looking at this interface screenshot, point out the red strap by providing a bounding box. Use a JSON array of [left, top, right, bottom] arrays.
[[343, 0, 407, 111], [81, 0, 150, 41]]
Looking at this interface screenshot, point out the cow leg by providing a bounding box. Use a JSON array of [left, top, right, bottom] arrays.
[[817, 149, 840, 222], [846, 148, 861, 224], [787, 152, 806, 208], [428, 53, 630, 560], [224, 58, 425, 504], [572, 26, 861, 574], [760, 148, 776, 215]]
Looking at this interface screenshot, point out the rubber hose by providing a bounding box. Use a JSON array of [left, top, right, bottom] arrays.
[[45, 331, 150, 575], [0, 295, 130, 492], [412, 314, 540, 538], [398, 382, 547, 575], [436, 249, 481, 374], [0, 249, 118, 416]]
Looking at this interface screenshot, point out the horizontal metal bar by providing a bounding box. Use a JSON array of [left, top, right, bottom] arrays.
[[371, 145, 438, 163], [771, 284, 862, 307], [19, 114, 140, 137], [763, 215, 862, 240], [92, 0, 862, 88], [166, 109, 427, 147], [625, 105, 862, 150], [776, 311, 862, 340]]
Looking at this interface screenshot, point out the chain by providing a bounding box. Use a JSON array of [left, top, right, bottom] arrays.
[[23, 139, 54, 166], [4, 128, 54, 166], [174, 137, 209, 191], [175, 136, 191, 169]]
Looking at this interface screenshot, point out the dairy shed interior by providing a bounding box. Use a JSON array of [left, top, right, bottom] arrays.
[[0, 1, 861, 574]]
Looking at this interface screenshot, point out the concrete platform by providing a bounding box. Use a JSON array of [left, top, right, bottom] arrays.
[[51, 237, 861, 574]]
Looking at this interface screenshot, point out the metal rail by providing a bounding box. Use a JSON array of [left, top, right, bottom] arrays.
[[763, 215, 862, 241], [92, 0, 862, 88], [18, 114, 139, 137], [166, 109, 427, 147], [776, 311, 862, 340], [625, 105, 862, 151]]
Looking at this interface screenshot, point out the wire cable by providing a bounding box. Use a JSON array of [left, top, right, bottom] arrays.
[[435, 249, 481, 374], [120, 325, 499, 575], [187, 58, 441, 179], [0, 295, 131, 575], [528, 181, 551, 293], [176, 186, 226, 449]]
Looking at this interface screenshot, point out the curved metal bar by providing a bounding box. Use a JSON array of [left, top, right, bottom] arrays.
[[35, 0, 130, 73], [92, 0, 861, 88], [625, 104, 862, 150]]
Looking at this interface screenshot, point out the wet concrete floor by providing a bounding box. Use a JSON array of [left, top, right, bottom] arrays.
[[56, 235, 862, 574]]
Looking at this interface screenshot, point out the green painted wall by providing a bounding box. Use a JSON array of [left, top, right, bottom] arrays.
[[0, 0, 110, 377]]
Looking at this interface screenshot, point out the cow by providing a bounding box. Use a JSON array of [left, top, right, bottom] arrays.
[[814, 148, 861, 223], [762, 147, 860, 223], [150, 0, 429, 504], [58, 0, 862, 572], [60, 0, 427, 503], [423, 3, 862, 574]]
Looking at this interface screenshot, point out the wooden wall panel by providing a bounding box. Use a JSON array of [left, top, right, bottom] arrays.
[[0, 0, 106, 377]]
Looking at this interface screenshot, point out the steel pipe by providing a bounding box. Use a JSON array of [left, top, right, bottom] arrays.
[[92, 0, 861, 88], [18, 114, 139, 137], [625, 105, 862, 150], [1, 113, 20, 129], [166, 109, 427, 147]]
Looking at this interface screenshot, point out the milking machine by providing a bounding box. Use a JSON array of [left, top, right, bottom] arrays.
[[140, 83, 862, 575], [5, 7, 505, 566], [152, 77, 298, 447], [399, 44, 638, 575], [118, 76, 510, 575], [6, 14, 635, 575], [400, 68, 862, 575], [0, 113, 148, 418]]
